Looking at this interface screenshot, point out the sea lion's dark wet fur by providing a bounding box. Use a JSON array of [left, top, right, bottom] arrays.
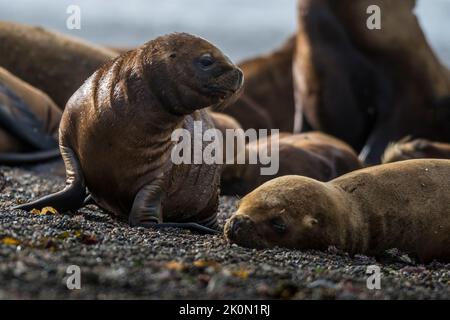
[[294, 0, 450, 164], [15, 33, 244, 233]]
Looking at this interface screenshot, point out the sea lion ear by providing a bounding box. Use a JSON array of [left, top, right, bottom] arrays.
[[303, 215, 319, 228]]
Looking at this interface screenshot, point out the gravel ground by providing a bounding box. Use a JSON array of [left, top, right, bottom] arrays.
[[0, 166, 449, 300]]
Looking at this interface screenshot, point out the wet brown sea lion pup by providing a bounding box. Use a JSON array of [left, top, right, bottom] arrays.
[[0, 22, 117, 107], [382, 138, 450, 163], [225, 159, 450, 263], [220, 36, 297, 132], [14, 33, 244, 234], [294, 0, 388, 154], [0, 67, 62, 164], [221, 132, 363, 196]]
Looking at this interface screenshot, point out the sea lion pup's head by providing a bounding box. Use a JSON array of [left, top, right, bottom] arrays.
[[382, 138, 450, 163], [224, 176, 342, 250], [141, 33, 244, 115]]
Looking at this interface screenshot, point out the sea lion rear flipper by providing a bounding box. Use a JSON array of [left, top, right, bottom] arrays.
[[13, 146, 86, 213], [129, 182, 163, 227]]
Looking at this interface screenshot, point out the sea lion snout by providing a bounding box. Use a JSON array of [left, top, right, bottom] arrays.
[[210, 67, 244, 95], [224, 214, 265, 249]]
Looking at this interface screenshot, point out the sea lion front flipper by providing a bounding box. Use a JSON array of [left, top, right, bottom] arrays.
[[13, 146, 86, 213], [129, 182, 219, 234], [129, 182, 163, 227], [151, 223, 220, 235]]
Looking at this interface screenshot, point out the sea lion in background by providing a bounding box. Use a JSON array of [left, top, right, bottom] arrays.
[[221, 131, 362, 196], [14, 33, 244, 234], [294, 0, 450, 164], [0, 67, 62, 164], [209, 112, 243, 164], [0, 22, 117, 107], [331, 0, 450, 164], [220, 36, 297, 132], [225, 159, 450, 263], [294, 0, 387, 154], [382, 138, 450, 163]]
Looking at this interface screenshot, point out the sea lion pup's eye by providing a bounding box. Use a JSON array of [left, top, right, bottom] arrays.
[[197, 53, 216, 69], [269, 217, 287, 234]]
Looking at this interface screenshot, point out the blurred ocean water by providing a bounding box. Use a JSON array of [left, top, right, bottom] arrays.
[[0, 0, 449, 66]]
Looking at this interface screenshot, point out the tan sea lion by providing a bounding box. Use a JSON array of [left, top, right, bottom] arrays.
[[0, 67, 62, 163], [225, 159, 450, 263], [14, 33, 243, 234], [221, 36, 296, 131], [383, 138, 450, 163], [0, 22, 117, 107], [221, 131, 363, 196]]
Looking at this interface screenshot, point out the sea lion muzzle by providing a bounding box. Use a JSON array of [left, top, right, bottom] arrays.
[[224, 215, 265, 248]]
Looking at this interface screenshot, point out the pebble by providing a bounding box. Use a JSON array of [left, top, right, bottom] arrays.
[[0, 166, 449, 299]]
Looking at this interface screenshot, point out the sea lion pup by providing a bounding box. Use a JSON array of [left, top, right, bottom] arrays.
[[0, 22, 117, 107], [219, 36, 296, 131], [0, 67, 62, 164], [382, 138, 450, 163], [221, 132, 362, 196], [294, 0, 387, 153], [225, 159, 450, 262], [14, 33, 244, 234]]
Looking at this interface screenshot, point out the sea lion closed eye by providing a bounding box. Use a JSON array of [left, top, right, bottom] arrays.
[[225, 159, 450, 263]]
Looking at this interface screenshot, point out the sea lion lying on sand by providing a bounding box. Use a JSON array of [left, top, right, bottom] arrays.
[[0, 67, 61, 164], [209, 111, 243, 165], [0, 22, 117, 107], [221, 132, 362, 196], [383, 138, 450, 163], [14, 33, 244, 234], [225, 159, 450, 263]]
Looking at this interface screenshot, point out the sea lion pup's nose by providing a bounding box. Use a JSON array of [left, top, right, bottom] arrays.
[[225, 215, 253, 241]]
